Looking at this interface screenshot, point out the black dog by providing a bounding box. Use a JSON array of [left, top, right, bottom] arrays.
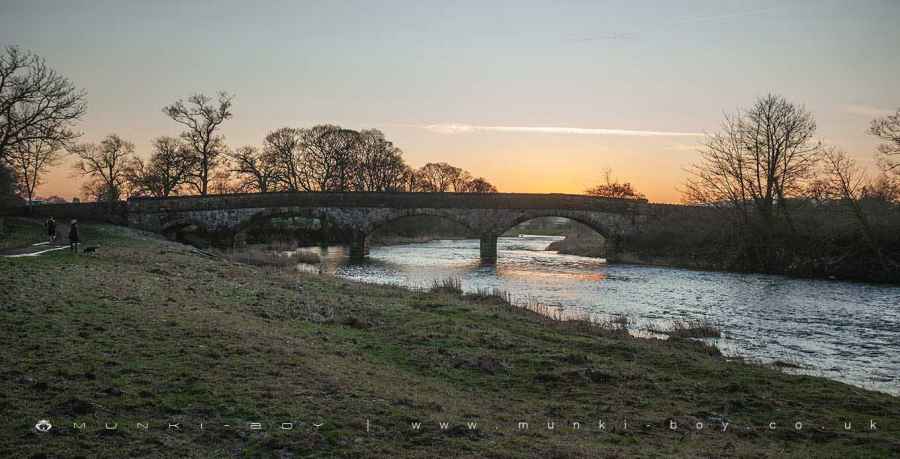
[[82, 246, 99, 255]]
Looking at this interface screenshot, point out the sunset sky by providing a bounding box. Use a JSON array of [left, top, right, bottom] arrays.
[[2, 0, 898, 203]]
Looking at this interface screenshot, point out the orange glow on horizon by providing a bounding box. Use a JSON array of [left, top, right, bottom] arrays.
[[32, 149, 688, 204]]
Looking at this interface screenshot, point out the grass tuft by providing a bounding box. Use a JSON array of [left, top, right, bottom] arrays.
[[466, 287, 512, 304], [648, 318, 722, 339], [430, 276, 463, 295]]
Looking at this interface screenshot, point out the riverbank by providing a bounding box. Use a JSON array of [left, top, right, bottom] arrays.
[[547, 233, 900, 283], [547, 236, 716, 270], [546, 236, 606, 259], [2, 219, 899, 457]]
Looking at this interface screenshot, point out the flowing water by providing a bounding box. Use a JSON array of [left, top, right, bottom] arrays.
[[291, 235, 900, 396]]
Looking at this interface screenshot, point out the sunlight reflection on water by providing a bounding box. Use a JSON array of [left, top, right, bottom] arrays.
[[290, 236, 900, 396]]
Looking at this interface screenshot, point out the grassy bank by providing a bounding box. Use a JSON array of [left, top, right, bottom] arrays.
[[1, 217, 50, 250], [1, 220, 899, 458]]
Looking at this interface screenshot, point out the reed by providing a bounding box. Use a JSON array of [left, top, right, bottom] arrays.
[[429, 276, 463, 295], [649, 318, 722, 339]]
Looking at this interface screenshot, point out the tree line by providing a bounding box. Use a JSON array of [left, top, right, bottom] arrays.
[[609, 93, 900, 281], [73, 110, 499, 201], [0, 46, 497, 205], [555, 93, 899, 281]]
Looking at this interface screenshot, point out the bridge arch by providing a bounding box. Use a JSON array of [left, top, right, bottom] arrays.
[[498, 214, 612, 261], [481, 209, 632, 263], [348, 209, 479, 258], [232, 207, 327, 229], [160, 217, 215, 236], [229, 209, 336, 250], [497, 212, 614, 240], [159, 218, 220, 247]]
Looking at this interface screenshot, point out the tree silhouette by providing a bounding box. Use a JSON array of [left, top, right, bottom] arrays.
[[162, 92, 233, 195], [0, 46, 86, 162]]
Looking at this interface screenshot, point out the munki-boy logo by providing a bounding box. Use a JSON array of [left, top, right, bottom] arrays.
[[34, 420, 52, 432]]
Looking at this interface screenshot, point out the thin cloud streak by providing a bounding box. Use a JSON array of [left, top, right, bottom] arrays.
[[419, 123, 703, 137]]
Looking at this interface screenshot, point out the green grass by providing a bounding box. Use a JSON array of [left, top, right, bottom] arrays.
[[0, 217, 48, 250], [0, 221, 898, 458]]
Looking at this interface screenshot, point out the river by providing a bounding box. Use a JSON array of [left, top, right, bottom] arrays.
[[291, 235, 900, 396]]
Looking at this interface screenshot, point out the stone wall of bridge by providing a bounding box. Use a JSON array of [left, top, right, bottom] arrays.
[[124, 192, 651, 262], [131, 205, 642, 238]]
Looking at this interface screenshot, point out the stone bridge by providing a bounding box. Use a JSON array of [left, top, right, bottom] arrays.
[[127, 192, 647, 263]]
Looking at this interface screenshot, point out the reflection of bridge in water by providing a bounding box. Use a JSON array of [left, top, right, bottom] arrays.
[[127, 192, 651, 263]]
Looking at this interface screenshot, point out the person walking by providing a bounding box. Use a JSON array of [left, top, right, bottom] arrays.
[[68, 220, 80, 253], [46, 217, 57, 243]]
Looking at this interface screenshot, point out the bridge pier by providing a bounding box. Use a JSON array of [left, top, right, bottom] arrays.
[[596, 234, 622, 262], [479, 235, 498, 264], [349, 232, 369, 259]]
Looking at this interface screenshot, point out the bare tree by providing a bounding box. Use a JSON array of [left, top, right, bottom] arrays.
[[746, 94, 821, 223], [162, 91, 233, 195], [300, 125, 359, 191], [683, 113, 752, 218], [685, 94, 820, 226], [862, 173, 900, 203], [353, 129, 409, 192], [413, 162, 492, 192], [6, 137, 63, 204], [229, 145, 280, 193], [263, 127, 306, 191], [821, 147, 886, 268], [208, 165, 238, 195], [803, 176, 833, 207], [0, 46, 86, 162], [80, 178, 111, 203], [586, 168, 645, 200], [401, 167, 419, 192], [126, 136, 195, 197], [71, 134, 134, 202], [415, 162, 463, 192], [463, 177, 498, 193], [451, 169, 474, 192], [869, 108, 900, 177]]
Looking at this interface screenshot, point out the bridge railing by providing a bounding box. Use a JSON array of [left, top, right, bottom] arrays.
[[127, 191, 648, 213]]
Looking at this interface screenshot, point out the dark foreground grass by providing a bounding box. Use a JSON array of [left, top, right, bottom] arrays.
[[1, 221, 898, 458]]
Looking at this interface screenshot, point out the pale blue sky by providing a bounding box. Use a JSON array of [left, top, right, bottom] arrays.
[[2, 0, 898, 201]]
